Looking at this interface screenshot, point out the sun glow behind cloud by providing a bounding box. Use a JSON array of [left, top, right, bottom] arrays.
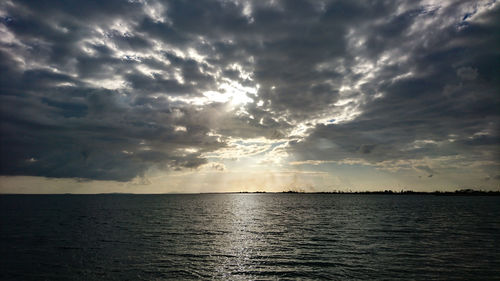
[[202, 81, 256, 107]]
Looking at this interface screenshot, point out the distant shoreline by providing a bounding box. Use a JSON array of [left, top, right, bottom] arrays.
[[1, 189, 499, 196], [242, 189, 500, 196]]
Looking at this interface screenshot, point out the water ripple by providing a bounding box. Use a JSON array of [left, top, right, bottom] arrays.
[[1, 194, 499, 280]]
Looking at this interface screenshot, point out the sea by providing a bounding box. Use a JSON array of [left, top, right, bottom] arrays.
[[1, 194, 499, 280]]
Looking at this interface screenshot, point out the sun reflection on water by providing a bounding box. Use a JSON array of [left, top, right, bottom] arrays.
[[214, 194, 266, 277]]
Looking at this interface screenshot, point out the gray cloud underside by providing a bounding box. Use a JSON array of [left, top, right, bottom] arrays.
[[1, 0, 499, 181]]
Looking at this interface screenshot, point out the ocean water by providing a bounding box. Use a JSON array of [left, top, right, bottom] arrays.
[[1, 194, 499, 280]]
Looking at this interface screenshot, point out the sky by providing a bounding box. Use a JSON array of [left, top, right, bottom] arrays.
[[0, 0, 499, 193]]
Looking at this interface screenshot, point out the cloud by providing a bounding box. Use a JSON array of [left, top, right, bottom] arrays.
[[289, 160, 336, 166], [0, 0, 499, 185], [287, 0, 500, 174], [415, 165, 434, 175], [209, 162, 226, 172], [457, 67, 478, 81]]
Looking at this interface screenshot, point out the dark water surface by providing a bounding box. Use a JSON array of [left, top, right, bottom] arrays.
[[1, 194, 499, 280]]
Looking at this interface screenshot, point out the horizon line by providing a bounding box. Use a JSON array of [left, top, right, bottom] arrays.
[[1, 189, 499, 196]]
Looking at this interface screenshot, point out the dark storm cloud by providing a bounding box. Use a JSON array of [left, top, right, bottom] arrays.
[[1, 0, 499, 181], [0, 42, 223, 181], [289, 1, 500, 174]]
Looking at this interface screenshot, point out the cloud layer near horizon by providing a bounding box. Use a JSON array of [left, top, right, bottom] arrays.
[[1, 0, 499, 186]]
